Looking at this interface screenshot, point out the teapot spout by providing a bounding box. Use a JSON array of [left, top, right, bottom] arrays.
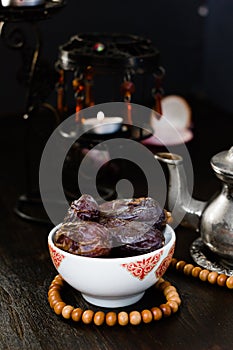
[[154, 152, 206, 230]]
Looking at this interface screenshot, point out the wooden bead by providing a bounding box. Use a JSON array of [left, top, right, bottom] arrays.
[[48, 285, 60, 294], [226, 276, 233, 289], [93, 311, 105, 326], [151, 307, 163, 321], [176, 260, 186, 272], [160, 303, 172, 317], [61, 305, 74, 319], [49, 281, 62, 289], [49, 266, 231, 326], [165, 291, 179, 300], [183, 263, 194, 276], [53, 274, 61, 279], [155, 278, 165, 289], [158, 281, 171, 291], [106, 312, 117, 326], [217, 273, 228, 287], [168, 295, 181, 306], [49, 297, 62, 308], [71, 308, 83, 322], [199, 269, 210, 282], [55, 274, 63, 280], [118, 312, 129, 326], [82, 310, 94, 324], [169, 260, 231, 290], [170, 258, 178, 268], [48, 275, 181, 326], [166, 300, 179, 313], [48, 289, 60, 298], [129, 311, 142, 325], [54, 301, 66, 315], [53, 275, 64, 285], [48, 290, 61, 299], [163, 285, 177, 296], [207, 271, 218, 284], [141, 309, 153, 324], [192, 266, 202, 278]]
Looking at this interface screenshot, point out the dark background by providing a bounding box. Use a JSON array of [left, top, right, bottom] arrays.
[[0, 0, 233, 117], [0, 4, 233, 348]]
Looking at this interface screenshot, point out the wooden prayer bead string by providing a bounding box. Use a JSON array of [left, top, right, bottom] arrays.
[[48, 275, 181, 326], [169, 258, 233, 289]]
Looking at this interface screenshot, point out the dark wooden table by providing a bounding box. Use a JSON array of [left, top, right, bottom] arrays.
[[0, 97, 233, 350]]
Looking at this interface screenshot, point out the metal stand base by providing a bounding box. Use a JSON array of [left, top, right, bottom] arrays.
[[14, 193, 52, 225], [190, 237, 233, 276]]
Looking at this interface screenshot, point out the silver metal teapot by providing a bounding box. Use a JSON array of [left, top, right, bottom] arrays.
[[155, 146, 233, 268]]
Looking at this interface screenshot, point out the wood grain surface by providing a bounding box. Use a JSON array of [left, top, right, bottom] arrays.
[[0, 98, 233, 350]]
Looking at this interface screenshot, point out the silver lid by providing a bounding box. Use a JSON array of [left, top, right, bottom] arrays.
[[211, 146, 233, 180]]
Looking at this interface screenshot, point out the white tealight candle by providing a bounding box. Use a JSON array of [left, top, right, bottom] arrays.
[[97, 111, 105, 121], [83, 111, 123, 134]]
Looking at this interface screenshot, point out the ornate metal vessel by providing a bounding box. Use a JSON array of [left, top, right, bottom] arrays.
[[155, 146, 233, 268]]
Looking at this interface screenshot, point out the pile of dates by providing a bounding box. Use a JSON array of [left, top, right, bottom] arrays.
[[54, 194, 169, 258]]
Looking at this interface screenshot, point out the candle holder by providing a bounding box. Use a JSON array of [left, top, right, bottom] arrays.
[[0, 0, 66, 224], [54, 33, 164, 203], [82, 111, 123, 135], [55, 32, 165, 121]]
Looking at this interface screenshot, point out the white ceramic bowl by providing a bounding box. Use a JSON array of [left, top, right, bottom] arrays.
[[48, 224, 176, 308]]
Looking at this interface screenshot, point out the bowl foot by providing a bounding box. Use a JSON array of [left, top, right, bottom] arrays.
[[81, 291, 145, 308]]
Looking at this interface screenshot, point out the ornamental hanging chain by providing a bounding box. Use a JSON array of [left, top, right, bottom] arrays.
[[84, 65, 95, 108], [72, 70, 85, 120], [152, 66, 165, 116], [120, 71, 135, 124], [55, 64, 68, 120]]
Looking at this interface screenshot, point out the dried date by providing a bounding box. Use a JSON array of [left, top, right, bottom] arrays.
[[100, 217, 165, 257], [118, 228, 165, 257], [100, 197, 167, 229], [54, 221, 111, 257], [64, 194, 100, 223], [55, 194, 167, 258]]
